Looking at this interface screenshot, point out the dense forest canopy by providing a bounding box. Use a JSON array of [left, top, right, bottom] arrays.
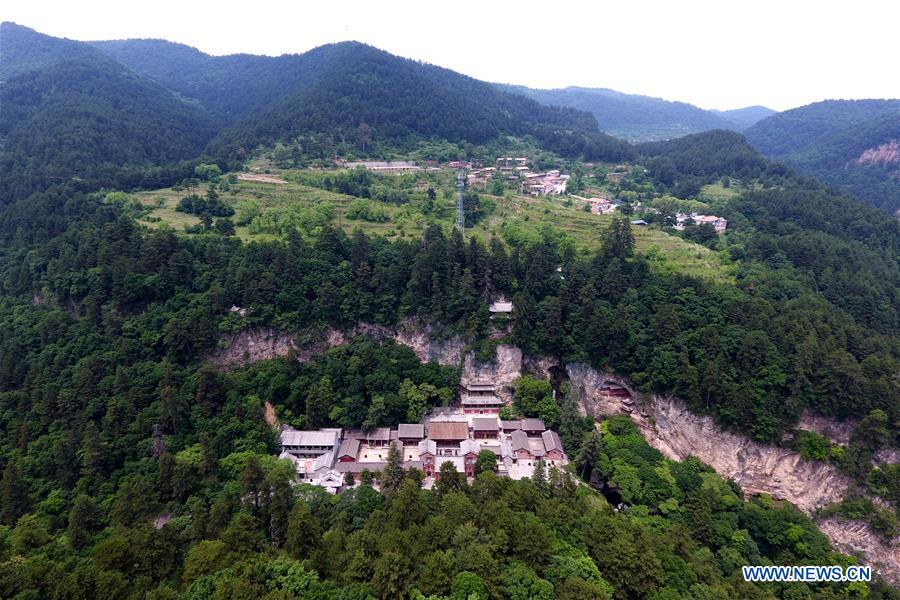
[[744, 100, 900, 213], [0, 57, 217, 202]]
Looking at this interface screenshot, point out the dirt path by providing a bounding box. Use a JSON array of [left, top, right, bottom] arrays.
[[237, 173, 287, 185]]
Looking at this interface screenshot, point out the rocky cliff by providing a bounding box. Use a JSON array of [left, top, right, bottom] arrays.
[[209, 326, 898, 581], [856, 140, 900, 166], [817, 517, 900, 583]]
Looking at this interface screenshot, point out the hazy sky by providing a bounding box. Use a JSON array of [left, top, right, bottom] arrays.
[[4, 0, 899, 111]]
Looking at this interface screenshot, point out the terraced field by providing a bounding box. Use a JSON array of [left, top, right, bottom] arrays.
[[135, 169, 735, 283]]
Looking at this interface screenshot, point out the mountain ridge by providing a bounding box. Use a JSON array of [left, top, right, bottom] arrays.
[[745, 99, 900, 213], [498, 83, 775, 141]]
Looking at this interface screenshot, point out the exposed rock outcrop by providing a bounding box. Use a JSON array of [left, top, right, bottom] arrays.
[[855, 140, 900, 166], [566, 360, 898, 582], [798, 411, 856, 445], [817, 517, 900, 584], [394, 328, 465, 365], [210, 322, 465, 371], [210, 327, 898, 581], [461, 345, 523, 404], [212, 327, 299, 368], [569, 363, 852, 512]]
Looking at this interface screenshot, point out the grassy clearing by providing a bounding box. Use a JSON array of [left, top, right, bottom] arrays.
[[699, 181, 742, 203], [134, 170, 734, 283]]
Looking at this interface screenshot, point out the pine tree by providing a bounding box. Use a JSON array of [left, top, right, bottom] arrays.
[[360, 469, 374, 486], [601, 214, 635, 259], [532, 458, 549, 496], [159, 452, 176, 501], [286, 502, 320, 559], [67, 494, 101, 550], [240, 456, 265, 511], [263, 473, 293, 548], [381, 441, 405, 493], [1, 460, 29, 526]]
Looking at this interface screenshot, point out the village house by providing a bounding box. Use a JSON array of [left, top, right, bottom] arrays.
[[522, 169, 569, 196], [673, 212, 727, 233]]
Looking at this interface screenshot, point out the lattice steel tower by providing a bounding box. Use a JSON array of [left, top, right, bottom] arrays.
[[455, 169, 466, 236]]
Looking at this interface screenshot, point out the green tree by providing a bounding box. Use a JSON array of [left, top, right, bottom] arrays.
[[214, 217, 236, 236], [500, 563, 555, 600], [240, 455, 265, 511], [1, 460, 29, 526], [474, 449, 497, 476], [381, 441, 405, 493], [451, 571, 488, 599], [371, 550, 413, 599], [434, 461, 464, 496], [601, 214, 635, 259], [400, 378, 428, 423], [853, 409, 890, 452], [286, 502, 320, 560], [491, 176, 505, 196], [67, 494, 102, 550]]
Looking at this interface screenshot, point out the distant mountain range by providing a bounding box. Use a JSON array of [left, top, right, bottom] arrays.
[[3, 22, 896, 214], [498, 85, 775, 141], [0, 22, 632, 198], [745, 100, 900, 214]]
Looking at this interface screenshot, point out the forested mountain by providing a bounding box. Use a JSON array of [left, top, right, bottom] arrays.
[[0, 24, 218, 201], [1, 24, 634, 197], [91, 38, 340, 123], [745, 100, 900, 213], [500, 85, 774, 141], [1, 22, 899, 599], [0, 21, 105, 80], [203, 43, 633, 167], [712, 105, 777, 130]]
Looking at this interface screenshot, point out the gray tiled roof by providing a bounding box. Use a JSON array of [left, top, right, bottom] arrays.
[[473, 417, 499, 431], [521, 418, 546, 432], [542, 430, 563, 453], [510, 429, 529, 452], [337, 438, 360, 459], [397, 423, 425, 439]]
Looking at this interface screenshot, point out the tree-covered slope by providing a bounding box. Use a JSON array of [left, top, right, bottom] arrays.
[[0, 58, 218, 202], [744, 99, 899, 158], [0, 26, 219, 202], [744, 100, 900, 213], [0, 22, 106, 81], [712, 105, 777, 130], [500, 85, 755, 141], [91, 38, 327, 123], [204, 43, 634, 166]]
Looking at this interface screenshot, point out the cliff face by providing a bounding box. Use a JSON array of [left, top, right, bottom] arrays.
[[209, 327, 897, 581], [210, 323, 466, 370], [571, 370, 853, 513], [855, 140, 900, 166], [817, 517, 900, 583], [565, 360, 898, 583]]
